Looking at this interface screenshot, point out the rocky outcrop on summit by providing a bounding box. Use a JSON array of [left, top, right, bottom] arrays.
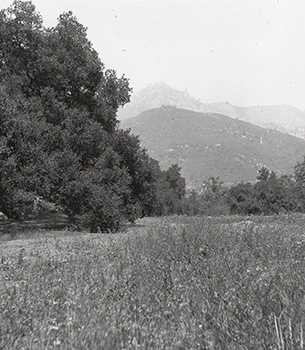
[[117, 82, 217, 120]]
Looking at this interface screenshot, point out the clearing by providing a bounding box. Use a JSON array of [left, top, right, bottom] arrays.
[[1, 215, 305, 349]]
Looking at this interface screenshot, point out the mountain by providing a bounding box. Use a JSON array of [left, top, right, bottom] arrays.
[[120, 106, 305, 188], [209, 102, 305, 139], [117, 82, 217, 120], [118, 83, 305, 140]]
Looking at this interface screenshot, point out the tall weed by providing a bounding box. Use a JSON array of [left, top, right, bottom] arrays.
[[1, 216, 305, 349]]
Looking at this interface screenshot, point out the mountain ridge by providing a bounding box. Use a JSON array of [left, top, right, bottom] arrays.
[[120, 106, 305, 188], [208, 102, 305, 139], [118, 82, 305, 139]]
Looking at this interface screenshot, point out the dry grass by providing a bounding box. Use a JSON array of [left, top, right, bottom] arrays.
[[1, 215, 305, 349]]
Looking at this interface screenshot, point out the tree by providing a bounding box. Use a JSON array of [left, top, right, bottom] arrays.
[[254, 169, 295, 214], [180, 189, 201, 216], [0, 1, 163, 231], [293, 156, 305, 211], [227, 182, 261, 215], [152, 164, 186, 216], [0, 1, 44, 96], [295, 157, 305, 184], [256, 166, 271, 182], [199, 177, 229, 216], [227, 168, 301, 216], [112, 129, 162, 221]]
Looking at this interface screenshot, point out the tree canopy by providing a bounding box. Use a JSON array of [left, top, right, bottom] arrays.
[[0, 0, 185, 231]]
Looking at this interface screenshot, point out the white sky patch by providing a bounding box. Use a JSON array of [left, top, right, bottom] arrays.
[[2, 0, 305, 109]]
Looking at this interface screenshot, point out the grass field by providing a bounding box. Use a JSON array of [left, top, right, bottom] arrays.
[[1, 215, 305, 349]]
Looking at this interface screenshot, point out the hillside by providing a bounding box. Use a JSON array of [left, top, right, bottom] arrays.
[[118, 83, 305, 140], [120, 106, 305, 188]]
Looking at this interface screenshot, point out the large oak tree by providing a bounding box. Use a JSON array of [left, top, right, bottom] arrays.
[[0, 1, 163, 231]]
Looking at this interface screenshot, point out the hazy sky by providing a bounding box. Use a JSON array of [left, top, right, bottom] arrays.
[[2, 0, 305, 109]]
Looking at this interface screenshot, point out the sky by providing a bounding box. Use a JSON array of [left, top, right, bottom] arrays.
[[2, 0, 305, 109]]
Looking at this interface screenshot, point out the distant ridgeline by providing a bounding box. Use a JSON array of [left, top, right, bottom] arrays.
[[118, 82, 305, 140], [120, 106, 305, 188]]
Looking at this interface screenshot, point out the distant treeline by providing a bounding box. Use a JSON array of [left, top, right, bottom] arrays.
[[166, 161, 305, 217]]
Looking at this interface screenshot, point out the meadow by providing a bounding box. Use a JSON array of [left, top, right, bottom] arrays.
[[1, 215, 305, 350]]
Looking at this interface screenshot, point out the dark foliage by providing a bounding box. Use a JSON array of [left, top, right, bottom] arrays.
[[226, 167, 303, 216], [178, 165, 305, 217], [0, 1, 166, 231], [148, 164, 187, 216]]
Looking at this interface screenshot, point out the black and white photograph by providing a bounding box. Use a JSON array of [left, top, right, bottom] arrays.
[[1, 0, 305, 348]]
